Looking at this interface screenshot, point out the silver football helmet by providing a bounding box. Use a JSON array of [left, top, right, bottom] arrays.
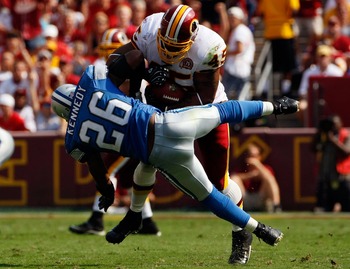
[[51, 84, 76, 120]]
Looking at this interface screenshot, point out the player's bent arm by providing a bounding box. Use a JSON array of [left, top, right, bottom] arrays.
[[106, 42, 136, 66], [107, 50, 146, 98], [193, 69, 220, 104], [85, 153, 114, 195], [250, 159, 277, 184], [85, 152, 115, 212]]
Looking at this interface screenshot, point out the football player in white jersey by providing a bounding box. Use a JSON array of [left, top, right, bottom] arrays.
[[69, 28, 161, 237], [0, 127, 15, 167], [106, 4, 254, 265]]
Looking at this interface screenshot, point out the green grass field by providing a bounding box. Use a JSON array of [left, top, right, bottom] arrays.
[[1, 210, 350, 269]]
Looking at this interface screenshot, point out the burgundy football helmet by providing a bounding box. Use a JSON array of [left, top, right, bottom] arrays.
[[157, 4, 199, 64], [99, 28, 129, 60]]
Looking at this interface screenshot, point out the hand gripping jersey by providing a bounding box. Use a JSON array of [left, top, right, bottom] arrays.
[[65, 65, 160, 164], [132, 13, 228, 103]]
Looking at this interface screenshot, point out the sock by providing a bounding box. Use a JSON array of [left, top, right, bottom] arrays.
[[213, 101, 263, 124], [92, 194, 105, 212], [222, 179, 243, 206], [245, 218, 259, 233], [131, 163, 156, 213], [142, 198, 153, 219], [130, 184, 153, 213], [262, 102, 274, 116], [201, 187, 251, 228]]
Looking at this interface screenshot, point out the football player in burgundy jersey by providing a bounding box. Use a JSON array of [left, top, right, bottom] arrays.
[[106, 4, 254, 264]]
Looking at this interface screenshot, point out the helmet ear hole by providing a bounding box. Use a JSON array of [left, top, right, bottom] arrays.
[[191, 20, 199, 38], [51, 84, 76, 120]]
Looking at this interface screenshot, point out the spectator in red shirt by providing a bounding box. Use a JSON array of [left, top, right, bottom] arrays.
[[131, 0, 147, 27], [0, 93, 28, 131], [13, 88, 37, 132], [0, 0, 13, 51], [4, 31, 29, 61], [304, 15, 350, 72], [115, 4, 138, 39], [145, 0, 170, 17], [86, 11, 110, 58], [9, 0, 48, 52], [84, 0, 119, 33], [57, 9, 86, 49], [294, 0, 323, 39], [42, 24, 73, 69], [231, 142, 282, 213]]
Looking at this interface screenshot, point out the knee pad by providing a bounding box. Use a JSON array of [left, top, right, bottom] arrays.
[[222, 179, 243, 207], [133, 162, 157, 187]]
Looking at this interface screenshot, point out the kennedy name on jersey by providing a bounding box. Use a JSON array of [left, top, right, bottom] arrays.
[[67, 86, 86, 136]]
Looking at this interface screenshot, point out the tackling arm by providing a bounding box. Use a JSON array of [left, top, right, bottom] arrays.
[[193, 69, 220, 104], [107, 49, 146, 98], [107, 42, 135, 63], [107, 43, 169, 98], [85, 152, 115, 212]]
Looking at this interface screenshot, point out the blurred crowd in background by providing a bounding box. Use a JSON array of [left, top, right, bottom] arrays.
[[0, 0, 349, 133]]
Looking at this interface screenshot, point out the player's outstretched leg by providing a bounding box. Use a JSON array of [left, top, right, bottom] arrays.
[[229, 229, 253, 264], [106, 209, 142, 244], [253, 222, 283, 246]]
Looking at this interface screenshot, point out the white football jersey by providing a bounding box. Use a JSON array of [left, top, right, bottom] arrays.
[[131, 13, 228, 103]]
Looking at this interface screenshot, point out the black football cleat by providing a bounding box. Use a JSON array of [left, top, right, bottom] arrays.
[[273, 96, 299, 115], [253, 222, 283, 246], [228, 229, 253, 265], [105, 210, 142, 244], [69, 222, 105, 236], [138, 217, 162, 236]]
